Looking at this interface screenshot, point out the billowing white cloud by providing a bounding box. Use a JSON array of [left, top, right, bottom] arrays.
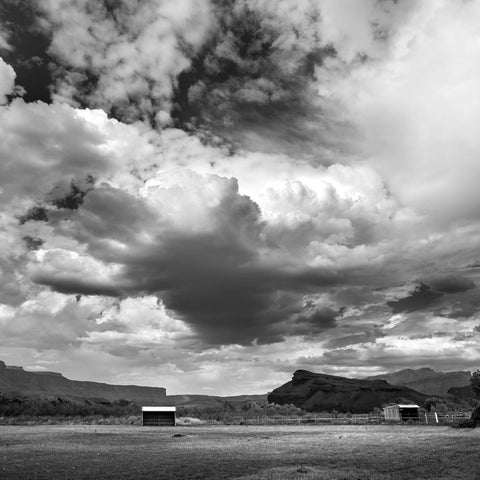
[[37, 0, 214, 124], [0, 57, 15, 104]]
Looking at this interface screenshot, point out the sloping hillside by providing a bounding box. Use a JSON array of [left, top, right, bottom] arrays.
[[167, 393, 267, 408], [366, 368, 471, 395], [448, 385, 476, 401], [0, 360, 166, 405], [268, 370, 427, 413]]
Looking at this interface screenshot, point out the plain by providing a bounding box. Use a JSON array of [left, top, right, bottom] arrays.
[[1, 424, 480, 479]]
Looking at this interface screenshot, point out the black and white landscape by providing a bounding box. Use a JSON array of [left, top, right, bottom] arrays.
[[2, 2, 480, 479], [1, 0, 480, 401]]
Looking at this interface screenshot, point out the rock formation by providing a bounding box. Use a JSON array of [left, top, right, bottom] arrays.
[[0, 360, 166, 405], [268, 370, 427, 413]]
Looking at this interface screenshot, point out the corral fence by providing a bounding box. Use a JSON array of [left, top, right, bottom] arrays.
[[422, 412, 470, 425], [221, 413, 471, 426]]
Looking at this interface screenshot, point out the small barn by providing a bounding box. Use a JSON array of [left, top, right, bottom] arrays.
[[384, 404, 420, 422], [142, 406, 176, 426]]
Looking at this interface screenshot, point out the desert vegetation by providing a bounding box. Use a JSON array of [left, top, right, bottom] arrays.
[[457, 370, 480, 428], [0, 392, 140, 424]]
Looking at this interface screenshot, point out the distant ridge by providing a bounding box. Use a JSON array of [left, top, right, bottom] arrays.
[[0, 360, 166, 405], [365, 367, 471, 395], [268, 370, 427, 413]]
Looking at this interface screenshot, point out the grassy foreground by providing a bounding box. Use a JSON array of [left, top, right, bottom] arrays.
[[1, 424, 479, 479]]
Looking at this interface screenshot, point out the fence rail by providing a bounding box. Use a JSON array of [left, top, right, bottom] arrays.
[[221, 413, 471, 426]]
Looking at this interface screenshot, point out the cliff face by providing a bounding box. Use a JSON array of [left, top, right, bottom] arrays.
[[0, 360, 166, 404], [267, 370, 427, 413], [366, 368, 471, 395]]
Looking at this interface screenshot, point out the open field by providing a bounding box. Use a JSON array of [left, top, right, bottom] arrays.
[[1, 424, 480, 479]]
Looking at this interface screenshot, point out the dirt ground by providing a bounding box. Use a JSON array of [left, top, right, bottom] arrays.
[[1, 424, 479, 479]]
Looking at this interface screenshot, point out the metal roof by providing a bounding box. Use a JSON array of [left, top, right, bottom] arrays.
[[142, 406, 176, 412], [384, 404, 419, 409]]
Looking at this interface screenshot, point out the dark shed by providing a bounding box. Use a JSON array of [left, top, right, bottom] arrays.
[[142, 406, 176, 426]]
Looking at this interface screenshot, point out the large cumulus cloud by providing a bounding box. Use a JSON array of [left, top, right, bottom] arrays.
[[29, 167, 345, 345]]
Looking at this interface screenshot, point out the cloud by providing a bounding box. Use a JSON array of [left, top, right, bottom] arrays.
[[0, 291, 92, 350], [387, 283, 443, 314], [37, 0, 214, 125], [315, 0, 417, 62], [0, 97, 396, 347], [168, 0, 420, 157], [0, 31, 10, 51], [0, 57, 15, 103], [2, 97, 473, 349], [425, 275, 475, 294], [0, 1, 52, 103], [0, 100, 110, 203], [290, 307, 338, 336], [2, 1, 480, 393], [172, 0, 345, 157], [319, 333, 480, 372], [316, 0, 480, 224], [0, 98, 167, 314], [30, 169, 344, 345], [323, 330, 384, 350], [0, 100, 166, 208]]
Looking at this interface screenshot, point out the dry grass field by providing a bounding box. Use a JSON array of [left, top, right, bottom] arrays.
[[1, 424, 480, 479]]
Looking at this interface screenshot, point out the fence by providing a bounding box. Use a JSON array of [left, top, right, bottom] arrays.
[[422, 412, 470, 425], [221, 413, 471, 426]]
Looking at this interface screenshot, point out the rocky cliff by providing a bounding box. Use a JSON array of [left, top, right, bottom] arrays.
[[268, 370, 427, 413], [366, 367, 471, 395], [0, 360, 166, 404]]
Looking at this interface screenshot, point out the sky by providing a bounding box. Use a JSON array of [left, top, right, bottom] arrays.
[[1, 0, 480, 396]]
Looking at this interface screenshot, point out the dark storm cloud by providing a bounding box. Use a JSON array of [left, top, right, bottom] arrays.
[[30, 179, 343, 346], [425, 274, 475, 294], [331, 286, 385, 308], [118, 232, 341, 345], [34, 228, 342, 345], [173, 1, 339, 155], [289, 307, 338, 336], [387, 283, 443, 314], [17, 205, 48, 225], [0, 0, 52, 103], [49, 175, 95, 211], [32, 274, 122, 297]]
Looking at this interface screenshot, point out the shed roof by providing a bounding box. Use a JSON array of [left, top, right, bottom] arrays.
[[142, 406, 176, 412], [384, 404, 419, 409]]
